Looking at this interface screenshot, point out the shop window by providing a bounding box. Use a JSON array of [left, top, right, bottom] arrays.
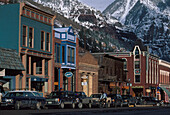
[[135, 61, 140, 69], [45, 60, 48, 76], [62, 46, 65, 63], [22, 25, 27, 46], [135, 75, 140, 83], [31, 81, 43, 92], [46, 33, 50, 51], [36, 59, 42, 74], [41, 31, 45, 50], [29, 27, 34, 48]]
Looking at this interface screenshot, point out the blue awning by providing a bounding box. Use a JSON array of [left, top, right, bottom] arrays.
[[30, 76, 48, 82]]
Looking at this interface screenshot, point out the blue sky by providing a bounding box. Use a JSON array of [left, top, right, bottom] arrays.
[[78, 0, 114, 12]]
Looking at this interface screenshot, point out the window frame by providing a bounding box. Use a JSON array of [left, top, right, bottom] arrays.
[[22, 25, 27, 47], [46, 33, 50, 51], [29, 27, 34, 48], [41, 31, 45, 50]]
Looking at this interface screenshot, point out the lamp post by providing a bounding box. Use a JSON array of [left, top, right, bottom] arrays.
[[128, 78, 131, 95]]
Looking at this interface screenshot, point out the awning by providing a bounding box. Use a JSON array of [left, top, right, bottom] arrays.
[[30, 76, 48, 82], [0, 77, 10, 84], [160, 87, 170, 97]]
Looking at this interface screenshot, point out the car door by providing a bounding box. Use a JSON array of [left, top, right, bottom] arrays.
[[16, 92, 28, 108], [27, 92, 36, 107]]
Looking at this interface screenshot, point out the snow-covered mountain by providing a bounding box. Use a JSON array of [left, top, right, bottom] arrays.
[[103, 0, 170, 61]]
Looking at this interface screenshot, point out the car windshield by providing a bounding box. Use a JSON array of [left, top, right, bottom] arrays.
[[90, 94, 101, 98], [4, 92, 24, 97], [32, 92, 41, 97], [75, 92, 87, 97], [50, 92, 64, 97]]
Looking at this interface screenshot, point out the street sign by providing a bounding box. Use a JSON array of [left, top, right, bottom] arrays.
[[65, 72, 73, 78]]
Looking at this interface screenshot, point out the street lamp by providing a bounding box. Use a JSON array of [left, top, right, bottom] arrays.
[[128, 78, 131, 95]]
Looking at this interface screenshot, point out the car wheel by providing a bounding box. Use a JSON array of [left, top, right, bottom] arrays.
[[78, 102, 83, 109], [60, 102, 65, 109], [15, 101, 20, 110], [88, 103, 92, 108], [72, 102, 75, 109], [36, 102, 41, 110]]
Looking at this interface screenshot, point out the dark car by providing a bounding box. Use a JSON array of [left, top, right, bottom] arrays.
[[0, 90, 46, 110], [107, 94, 123, 107], [46, 91, 77, 109], [138, 96, 162, 106], [74, 91, 93, 108], [121, 95, 136, 107]]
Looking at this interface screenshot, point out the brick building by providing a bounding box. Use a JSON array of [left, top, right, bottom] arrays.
[[110, 39, 160, 97], [158, 60, 170, 102], [78, 51, 99, 96], [92, 53, 126, 94]]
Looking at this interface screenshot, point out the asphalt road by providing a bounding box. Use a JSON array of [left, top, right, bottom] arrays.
[[1, 106, 170, 115]]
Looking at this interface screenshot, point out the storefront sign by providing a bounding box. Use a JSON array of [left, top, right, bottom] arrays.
[[0, 69, 5, 76], [65, 72, 73, 78]]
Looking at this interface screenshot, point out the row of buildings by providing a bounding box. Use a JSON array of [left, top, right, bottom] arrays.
[[0, 2, 170, 102]]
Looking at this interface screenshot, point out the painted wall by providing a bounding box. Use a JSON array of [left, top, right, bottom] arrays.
[[21, 16, 52, 53], [0, 4, 20, 51]]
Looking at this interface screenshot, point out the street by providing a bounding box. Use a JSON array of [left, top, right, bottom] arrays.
[[1, 106, 170, 115]]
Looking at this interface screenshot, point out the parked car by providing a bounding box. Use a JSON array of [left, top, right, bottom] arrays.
[[107, 94, 123, 107], [46, 91, 77, 109], [137, 96, 162, 106], [0, 90, 46, 110], [90, 93, 111, 108], [121, 95, 136, 107], [74, 91, 93, 108]]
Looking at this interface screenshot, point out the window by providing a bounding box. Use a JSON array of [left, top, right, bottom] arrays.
[[46, 33, 50, 51], [62, 46, 65, 63], [45, 60, 48, 76], [29, 27, 34, 48], [41, 31, 45, 50], [135, 48, 139, 55], [36, 59, 42, 74], [124, 61, 127, 69], [135, 61, 140, 69], [22, 25, 27, 46], [68, 47, 71, 63], [71, 48, 75, 63], [56, 44, 60, 63], [135, 75, 140, 83]]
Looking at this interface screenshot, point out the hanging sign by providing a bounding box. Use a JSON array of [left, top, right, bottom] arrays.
[[65, 72, 73, 78]]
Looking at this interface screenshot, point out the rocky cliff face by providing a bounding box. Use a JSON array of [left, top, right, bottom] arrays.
[[103, 0, 170, 61]]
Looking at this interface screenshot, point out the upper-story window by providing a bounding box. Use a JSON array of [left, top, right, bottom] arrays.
[[135, 61, 140, 69], [22, 25, 27, 46], [71, 48, 75, 63], [135, 47, 140, 59], [46, 33, 50, 51], [68, 47, 75, 63], [62, 46, 65, 63], [61, 33, 66, 39], [29, 27, 34, 48], [41, 31, 45, 50], [56, 44, 60, 63]]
